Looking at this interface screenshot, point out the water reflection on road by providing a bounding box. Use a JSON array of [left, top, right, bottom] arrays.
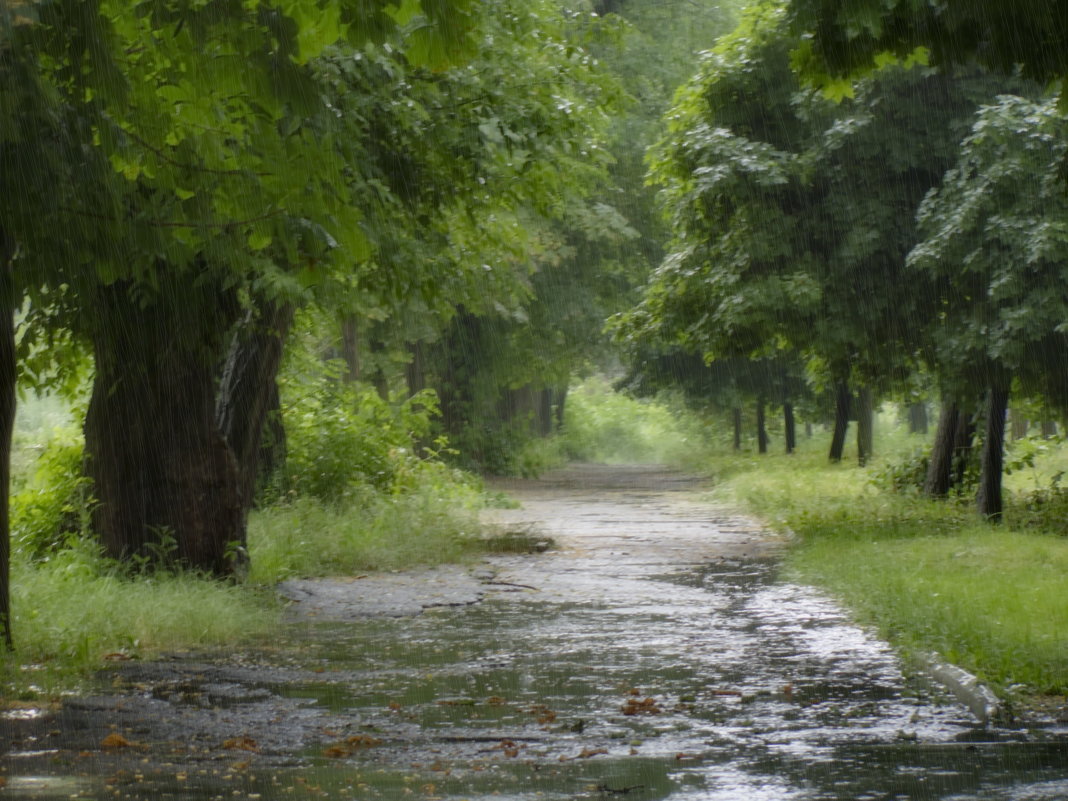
[[4, 464, 1067, 799]]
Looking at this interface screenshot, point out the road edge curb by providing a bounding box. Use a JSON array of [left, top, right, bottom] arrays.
[[916, 651, 1011, 727]]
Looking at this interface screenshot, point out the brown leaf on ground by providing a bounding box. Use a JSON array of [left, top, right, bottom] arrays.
[[323, 745, 350, 758], [346, 735, 381, 748], [485, 696, 507, 705], [560, 747, 608, 761], [102, 652, 132, 661], [101, 733, 136, 748], [621, 697, 661, 716], [222, 735, 259, 752]]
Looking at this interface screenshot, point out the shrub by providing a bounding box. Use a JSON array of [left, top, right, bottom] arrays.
[[11, 428, 95, 559]]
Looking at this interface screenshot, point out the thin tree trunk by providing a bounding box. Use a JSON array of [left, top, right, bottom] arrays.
[[908, 402, 928, 435], [340, 316, 360, 382], [553, 385, 568, 431], [0, 234, 16, 649], [829, 382, 851, 462], [977, 383, 1010, 521], [924, 398, 959, 498], [369, 338, 389, 400], [85, 278, 243, 576], [856, 387, 874, 466], [783, 402, 796, 454], [951, 409, 976, 491], [536, 388, 553, 437], [756, 397, 768, 454], [732, 407, 742, 451], [805, 421, 812, 438], [216, 301, 294, 515], [1041, 420, 1057, 440], [1010, 412, 1028, 441], [405, 341, 425, 397]]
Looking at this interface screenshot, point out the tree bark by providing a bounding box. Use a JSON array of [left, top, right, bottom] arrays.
[[783, 402, 796, 454], [340, 315, 360, 382], [977, 383, 1010, 521], [405, 341, 425, 398], [216, 301, 294, 514], [908, 402, 928, 435], [924, 398, 959, 498], [369, 337, 389, 400], [856, 387, 874, 466], [756, 397, 768, 454], [0, 234, 16, 649], [536, 388, 553, 437], [553, 385, 568, 431], [84, 278, 243, 576], [829, 382, 851, 462], [732, 407, 742, 451], [951, 409, 976, 491], [1010, 412, 1028, 441], [1041, 420, 1057, 439]]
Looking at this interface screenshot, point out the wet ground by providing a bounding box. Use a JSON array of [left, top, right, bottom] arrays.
[[3, 463, 1068, 800]]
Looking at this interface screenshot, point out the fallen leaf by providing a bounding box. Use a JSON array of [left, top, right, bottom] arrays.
[[621, 697, 661, 716], [485, 696, 507, 706], [102, 652, 132, 661], [388, 702, 403, 712], [101, 733, 135, 748], [222, 735, 259, 753], [323, 745, 350, 758], [345, 735, 381, 748]]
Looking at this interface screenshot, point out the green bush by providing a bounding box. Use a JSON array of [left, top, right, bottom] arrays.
[[11, 428, 95, 559], [273, 362, 444, 503], [558, 377, 711, 468]]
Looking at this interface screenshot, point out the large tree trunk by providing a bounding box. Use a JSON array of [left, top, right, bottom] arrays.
[[0, 236, 15, 649], [756, 397, 768, 454], [783, 402, 796, 454], [976, 383, 1010, 521], [829, 381, 851, 462], [856, 387, 874, 466], [85, 279, 243, 576], [216, 301, 294, 514], [732, 407, 742, 451], [924, 398, 959, 498]]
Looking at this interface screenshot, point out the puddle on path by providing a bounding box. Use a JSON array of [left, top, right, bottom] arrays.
[[3, 464, 1067, 800]]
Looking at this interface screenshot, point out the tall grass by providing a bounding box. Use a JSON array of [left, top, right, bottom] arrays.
[[703, 415, 1068, 698], [3, 540, 277, 697]]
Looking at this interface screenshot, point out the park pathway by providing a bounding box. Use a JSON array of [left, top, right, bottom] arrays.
[[3, 464, 1068, 800]]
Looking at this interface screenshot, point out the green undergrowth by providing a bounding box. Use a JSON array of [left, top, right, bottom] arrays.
[[705, 427, 1068, 700], [2, 390, 526, 700], [3, 541, 278, 698], [521, 376, 718, 471]]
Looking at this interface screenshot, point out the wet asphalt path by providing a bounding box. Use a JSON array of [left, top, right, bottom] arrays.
[[3, 463, 1068, 800]]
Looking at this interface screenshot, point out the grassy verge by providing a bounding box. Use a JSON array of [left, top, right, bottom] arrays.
[[2, 393, 532, 701], [705, 424, 1068, 704]]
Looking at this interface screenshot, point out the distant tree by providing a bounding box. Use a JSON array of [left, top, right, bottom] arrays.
[[617, 1, 993, 463]]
